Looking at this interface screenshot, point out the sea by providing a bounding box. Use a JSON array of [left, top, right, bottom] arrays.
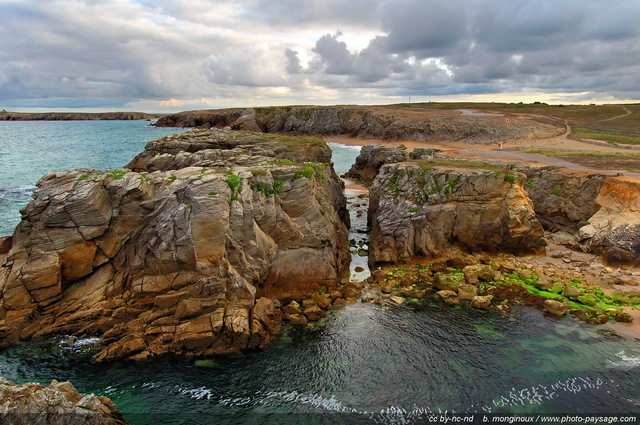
[[0, 121, 639, 424]]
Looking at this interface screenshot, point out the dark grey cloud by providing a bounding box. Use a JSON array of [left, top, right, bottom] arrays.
[[241, 0, 382, 29], [284, 48, 303, 74], [378, 0, 471, 56], [293, 0, 640, 100], [0, 0, 224, 108], [1, 0, 639, 111]]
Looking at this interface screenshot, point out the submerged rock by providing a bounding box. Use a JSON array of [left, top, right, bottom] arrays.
[[0, 129, 349, 361], [544, 299, 569, 316]]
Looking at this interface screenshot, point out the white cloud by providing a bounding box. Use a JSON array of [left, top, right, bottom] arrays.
[[1, 0, 639, 112]]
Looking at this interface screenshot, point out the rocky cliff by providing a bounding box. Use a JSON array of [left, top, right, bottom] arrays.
[[347, 144, 639, 268], [155, 106, 562, 144], [0, 111, 158, 121], [0, 129, 349, 361], [343, 144, 437, 185], [368, 162, 545, 265], [522, 168, 605, 232], [0, 377, 128, 424], [524, 168, 640, 267]]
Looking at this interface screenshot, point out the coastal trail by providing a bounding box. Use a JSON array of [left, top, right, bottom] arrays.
[[598, 105, 631, 122]]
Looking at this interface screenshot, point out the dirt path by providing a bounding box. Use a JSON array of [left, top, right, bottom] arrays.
[[460, 150, 640, 178], [327, 129, 640, 180], [599, 105, 631, 122]]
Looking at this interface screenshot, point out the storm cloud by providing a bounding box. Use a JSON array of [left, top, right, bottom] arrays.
[[0, 0, 638, 111]]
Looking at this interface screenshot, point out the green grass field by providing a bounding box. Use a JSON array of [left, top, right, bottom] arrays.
[[570, 126, 640, 145]]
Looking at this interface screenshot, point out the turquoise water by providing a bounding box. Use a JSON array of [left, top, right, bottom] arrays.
[[0, 120, 188, 236], [327, 141, 362, 176], [0, 123, 638, 423]]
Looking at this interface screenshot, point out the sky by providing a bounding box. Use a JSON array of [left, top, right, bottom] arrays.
[[1, 0, 639, 112]]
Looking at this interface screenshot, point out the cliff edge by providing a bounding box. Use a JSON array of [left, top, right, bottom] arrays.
[[154, 106, 562, 144], [0, 129, 350, 361]]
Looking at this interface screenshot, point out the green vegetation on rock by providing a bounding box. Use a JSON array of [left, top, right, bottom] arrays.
[[225, 171, 244, 202], [293, 163, 326, 181], [106, 169, 130, 180], [366, 260, 638, 326]]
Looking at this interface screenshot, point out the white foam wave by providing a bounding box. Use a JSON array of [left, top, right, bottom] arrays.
[[327, 142, 363, 151], [160, 374, 615, 422], [485, 376, 606, 412], [263, 391, 359, 413], [57, 336, 101, 353], [176, 385, 215, 400], [0, 186, 34, 202], [249, 374, 612, 420], [606, 350, 640, 370]]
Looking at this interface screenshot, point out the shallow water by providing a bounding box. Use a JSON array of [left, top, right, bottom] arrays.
[[0, 304, 638, 424], [327, 142, 371, 280]]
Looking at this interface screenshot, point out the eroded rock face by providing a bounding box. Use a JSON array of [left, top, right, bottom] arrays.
[[523, 168, 605, 232], [155, 106, 562, 144], [343, 144, 410, 185], [126, 129, 333, 172], [0, 129, 349, 361], [524, 168, 640, 267], [0, 377, 128, 424], [368, 164, 545, 265], [580, 177, 640, 267]]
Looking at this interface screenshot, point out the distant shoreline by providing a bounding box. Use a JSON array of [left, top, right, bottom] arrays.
[[0, 111, 162, 121]]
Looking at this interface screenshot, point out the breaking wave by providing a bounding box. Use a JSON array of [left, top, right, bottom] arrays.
[[606, 351, 640, 370]]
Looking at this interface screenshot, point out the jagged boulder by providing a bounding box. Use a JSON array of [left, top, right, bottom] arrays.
[[0, 377, 128, 424], [344, 144, 410, 185], [471, 295, 493, 309], [0, 130, 349, 361], [368, 164, 545, 265]]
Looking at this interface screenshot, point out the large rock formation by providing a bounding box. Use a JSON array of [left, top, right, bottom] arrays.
[[0, 377, 128, 424], [522, 168, 605, 232], [368, 163, 545, 265], [343, 144, 410, 185], [0, 129, 349, 361], [578, 177, 640, 267], [524, 168, 640, 267], [0, 110, 158, 121], [343, 144, 437, 185], [154, 106, 562, 144]]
